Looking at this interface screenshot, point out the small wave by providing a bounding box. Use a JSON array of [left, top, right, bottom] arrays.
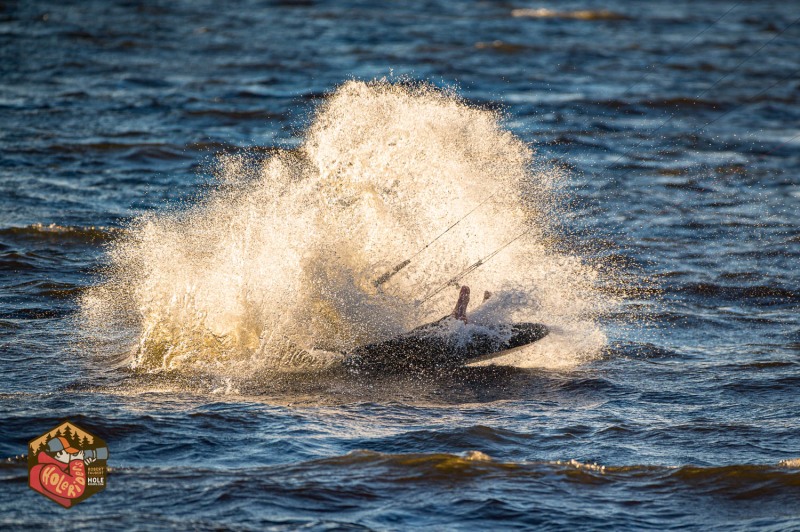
[[49, 141, 182, 156], [183, 108, 281, 121], [676, 282, 797, 303], [736, 361, 796, 370], [657, 167, 689, 176], [362, 425, 533, 455], [609, 341, 680, 359], [0, 307, 61, 320], [718, 271, 763, 282], [554, 375, 623, 393], [5, 280, 83, 299], [723, 375, 800, 393], [474, 41, 528, 54], [293, 451, 800, 493], [644, 97, 722, 110], [511, 8, 630, 21], [665, 62, 721, 72], [0, 223, 122, 244], [666, 464, 800, 495], [0, 251, 37, 271], [307, 450, 517, 478], [662, 180, 712, 193]]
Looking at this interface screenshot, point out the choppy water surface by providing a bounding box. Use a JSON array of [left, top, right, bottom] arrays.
[[1, 0, 799, 529]]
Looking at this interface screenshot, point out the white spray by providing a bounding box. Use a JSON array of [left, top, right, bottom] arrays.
[[80, 80, 613, 375]]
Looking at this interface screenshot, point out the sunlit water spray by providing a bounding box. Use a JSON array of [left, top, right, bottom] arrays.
[[80, 80, 615, 376]]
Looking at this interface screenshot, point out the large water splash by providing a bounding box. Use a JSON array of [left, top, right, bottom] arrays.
[[80, 80, 613, 375]]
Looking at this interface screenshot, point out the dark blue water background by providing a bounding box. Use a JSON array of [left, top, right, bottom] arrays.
[[1, 0, 799, 529]]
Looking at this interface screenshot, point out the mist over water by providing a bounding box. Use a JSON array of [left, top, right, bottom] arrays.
[[82, 81, 611, 375]]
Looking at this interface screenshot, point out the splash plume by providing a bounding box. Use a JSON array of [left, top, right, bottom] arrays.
[[81, 80, 613, 374]]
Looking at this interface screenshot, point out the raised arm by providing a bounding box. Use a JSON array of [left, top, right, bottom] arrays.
[[451, 285, 470, 323]]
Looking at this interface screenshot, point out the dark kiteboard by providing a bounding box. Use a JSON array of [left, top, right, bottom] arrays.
[[343, 317, 549, 373]]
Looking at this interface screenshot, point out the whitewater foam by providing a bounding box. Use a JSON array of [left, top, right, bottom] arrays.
[[80, 80, 615, 376]]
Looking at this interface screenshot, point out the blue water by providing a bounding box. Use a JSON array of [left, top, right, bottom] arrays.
[[2, 0, 799, 529]]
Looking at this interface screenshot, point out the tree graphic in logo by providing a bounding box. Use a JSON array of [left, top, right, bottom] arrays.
[[28, 421, 109, 508]]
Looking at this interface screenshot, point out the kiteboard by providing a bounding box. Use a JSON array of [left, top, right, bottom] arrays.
[[342, 319, 549, 373]]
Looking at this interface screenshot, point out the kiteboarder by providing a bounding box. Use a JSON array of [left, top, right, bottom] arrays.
[[343, 285, 548, 372]]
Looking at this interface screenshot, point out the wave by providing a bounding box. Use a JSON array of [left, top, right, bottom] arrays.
[[643, 97, 723, 110], [6, 446, 800, 480], [291, 451, 800, 497], [0, 223, 122, 244], [511, 9, 630, 21], [676, 282, 797, 303], [0, 224, 117, 273], [474, 41, 530, 54], [106, 450, 800, 494], [47, 141, 191, 161], [4, 280, 83, 299], [80, 80, 618, 376], [182, 108, 281, 121]]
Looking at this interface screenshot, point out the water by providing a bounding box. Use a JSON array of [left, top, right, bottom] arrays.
[[1, 0, 799, 529]]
